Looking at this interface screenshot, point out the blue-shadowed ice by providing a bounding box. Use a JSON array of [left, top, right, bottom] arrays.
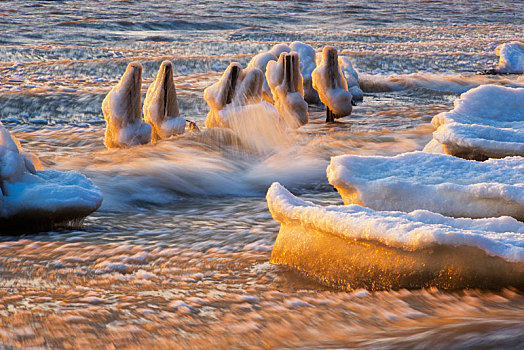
[[424, 85, 524, 159], [0, 123, 102, 229], [328, 152, 524, 220]]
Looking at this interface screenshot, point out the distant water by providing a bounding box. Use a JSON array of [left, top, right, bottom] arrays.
[[0, 1, 523, 348]]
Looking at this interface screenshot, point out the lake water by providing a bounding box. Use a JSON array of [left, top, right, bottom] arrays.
[[0, 0, 523, 348]]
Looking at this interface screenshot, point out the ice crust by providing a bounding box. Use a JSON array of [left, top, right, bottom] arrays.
[[0, 123, 102, 229], [424, 85, 524, 159], [327, 152, 524, 220], [102, 62, 152, 149], [312, 47, 353, 118], [143, 60, 185, 141], [338, 56, 363, 101], [266, 52, 309, 128], [204, 62, 279, 129], [267, 182, 524, 262], [495, 41, 524, 74], [290, 42, 320, 104]]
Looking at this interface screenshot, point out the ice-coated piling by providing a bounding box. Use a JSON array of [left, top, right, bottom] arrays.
[[102, 62, 152, 149], [143, 60, 185, 141], [204, 63, 275, 128], [312, 46, 353, 122], [266, 52, 308, 128], [290, 41, 320, 105]]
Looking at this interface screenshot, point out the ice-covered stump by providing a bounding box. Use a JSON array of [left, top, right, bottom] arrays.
[[290, 41, 320, 104], [328, 152, 524, 220], [312, 46, 353, 122], [247, 44, 291, 104], [495, 41, 524, 74], [266, 52, 309, 128], [102, 62, 152, 149], [338, 56, 363, 101], [204, 63, 279, 130], [267, 182, 524, 290], [248, 52, 278, 103], [0, 123, 102, 231], [143, 60, 185, 141], [423, 85, 524, 160]]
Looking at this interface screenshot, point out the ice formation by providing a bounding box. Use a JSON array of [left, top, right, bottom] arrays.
[[423, 85, 524, 160], [494, 41, 524, 74], [290, 41, 320, 104], [327, 151, 524, 220], [247, 44, 291, 104], [143, 60, 185, 141], [204, 62, 280, 132], [267, 182, 524, 289], [0, 123, 102, 230], [266, 52, 309, 128], [102, 62, 152, 148], [338, 56, 363, 101], [312, 46, 353, 122]]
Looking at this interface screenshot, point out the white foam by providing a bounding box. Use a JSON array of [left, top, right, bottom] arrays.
[[267, 182, 524, 262], [327, 151, 524, 220], [424, 85, 524, 159], [495, 41, 524, 74], [102, 62, 152, 149]]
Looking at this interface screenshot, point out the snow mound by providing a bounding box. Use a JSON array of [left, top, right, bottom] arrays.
[[423, 85, 524, 159], [266, 52, 309, 128], [312, 46, 353, 119], [290, 41, 320, 104], [143, 60, 185, 141], [102, 62, 152, 149], [327, 151, 524, 221], [267, 182, 524, 289], [0, 123, 102, 231], [495, 41, 524, 74], [338, 56, 363, 101]]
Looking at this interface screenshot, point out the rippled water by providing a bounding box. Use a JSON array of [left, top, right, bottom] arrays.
[[1, 0, 523, 348]]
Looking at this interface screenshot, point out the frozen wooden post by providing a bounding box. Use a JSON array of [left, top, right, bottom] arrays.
[[224, 65, 240, 105]]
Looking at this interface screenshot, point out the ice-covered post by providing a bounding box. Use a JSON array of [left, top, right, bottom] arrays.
[[102, 62, 152, 148], [143, 60, 186, 141], [312, 46, 353, 123], [266, 52, 308, 128]]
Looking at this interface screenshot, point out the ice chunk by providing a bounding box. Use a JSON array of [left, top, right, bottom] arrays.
[[312, 46, 353, 121], [268, 43, 291, 58], [266, 52, 308, 128], [143, 60, 185, 141], [102, 62, 152, 149], [338, 56, 363, 101], [204, 63, 279, 130], [495, 41, 524, 74], [327, 151, 524, 221], [267, 182, 524, 290], [423, 85, 524, 160], [247, 52, 278, 103], [290, 41, 320, 104], [0, 123, 102, 230]]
